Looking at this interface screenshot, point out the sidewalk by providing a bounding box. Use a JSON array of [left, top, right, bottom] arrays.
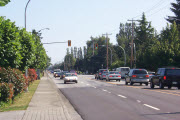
[[0, 73, 82, 120]]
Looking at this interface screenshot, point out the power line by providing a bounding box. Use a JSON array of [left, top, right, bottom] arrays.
[[147, 3, 171, 17], [133, 0, 168, 19]]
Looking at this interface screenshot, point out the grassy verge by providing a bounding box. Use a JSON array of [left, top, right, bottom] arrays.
[[0, 80, 40, 112]]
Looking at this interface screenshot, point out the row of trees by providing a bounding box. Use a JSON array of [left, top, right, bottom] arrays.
[[50, 0, 180, 73], [0, 17, 51, 71]]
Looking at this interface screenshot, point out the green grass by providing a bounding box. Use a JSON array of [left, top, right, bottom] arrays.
[[0, 80, 40, 112]]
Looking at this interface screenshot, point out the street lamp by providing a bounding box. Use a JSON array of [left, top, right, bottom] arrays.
[[116, 45, 126, 67], [25, 0, 31, 30], [38, 28, 50, 33]]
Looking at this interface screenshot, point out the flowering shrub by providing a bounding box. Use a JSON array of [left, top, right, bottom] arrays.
[[0, 83, 13, 102], [0, 67, 37, 103], [28, 69, 37, 82], [12, 68, 26, 95]]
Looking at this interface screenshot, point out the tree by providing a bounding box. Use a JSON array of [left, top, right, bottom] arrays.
[[135, 13, 156, 69], [0, 17, 22, 68], [166, 0, 180, 25], [0, 0, 11, 6], [115, 23, 132, 67], [31, 30, 47, 70], [19, 28, 36, 71]]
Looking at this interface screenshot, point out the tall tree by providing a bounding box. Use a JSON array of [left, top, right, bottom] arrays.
[[135, 13, 156, 68], [167, 0, 180, 25], [0, 0, 10, 6]]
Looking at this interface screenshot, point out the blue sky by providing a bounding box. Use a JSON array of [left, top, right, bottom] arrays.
[[0, 0, 175, 64]]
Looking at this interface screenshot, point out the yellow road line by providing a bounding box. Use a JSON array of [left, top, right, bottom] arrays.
[[148, 90, 180, 96]]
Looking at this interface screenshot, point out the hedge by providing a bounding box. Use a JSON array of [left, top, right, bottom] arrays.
[[0, 67, 37, 104]]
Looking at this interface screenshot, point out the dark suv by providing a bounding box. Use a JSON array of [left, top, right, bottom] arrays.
[[150, 68, 180, 89]]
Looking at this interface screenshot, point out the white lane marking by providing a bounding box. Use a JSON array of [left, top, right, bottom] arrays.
[[86, 84, 90, 86], [81, 82, 84, 83], [92, 86, 97, 88], [117, 95, 127, 98], [108, 92, 111, 94], [102, 89, 107, 92], [137, 100, 141, 103], [143, 104, 160, 111]]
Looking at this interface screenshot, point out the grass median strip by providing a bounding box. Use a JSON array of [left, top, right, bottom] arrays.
[[0, 80, 40, 112]]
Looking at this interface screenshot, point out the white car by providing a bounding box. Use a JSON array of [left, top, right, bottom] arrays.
[[64, 73, 78, 84]]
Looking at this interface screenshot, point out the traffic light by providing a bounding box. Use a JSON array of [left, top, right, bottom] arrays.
[[68, 40, 71, 46], [95, 43, 98, 49]]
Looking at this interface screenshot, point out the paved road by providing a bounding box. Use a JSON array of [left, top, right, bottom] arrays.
[[50, 74, 180, 120]]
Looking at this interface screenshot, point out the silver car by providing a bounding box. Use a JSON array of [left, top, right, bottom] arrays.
[[125, 69, 149, 86], [100, 71, 109, 80], [106, 71, 121, 82]]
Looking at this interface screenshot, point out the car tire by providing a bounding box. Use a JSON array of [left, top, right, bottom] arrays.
[[150, 81, 154, 89], [130, 80, 133, 86], [178, 86, 180, 89], [140, 83, 142, 86], [145, 83, 148, 86], [125, 79, 128, 85], [64, 81, 66, 84], [76, 81, 78, 83], [159, 80, 164, 89], [168, 85, 172, 89]]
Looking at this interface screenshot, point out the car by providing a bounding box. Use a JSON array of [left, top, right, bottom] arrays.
[[69, 70, 77, 76], [54, 72, 61, 78], [64, 73, 78, 84], [150, 68, 180, 89], [148, 71, 155, 79], [53, 69, 61, 76], [106, 71, 121, 82], [125, 69, 149, 86], [95, 69, 109, 79], [116, 67, 130, 79], [100, 71, 109, 80], [60, 71, 69, 79]]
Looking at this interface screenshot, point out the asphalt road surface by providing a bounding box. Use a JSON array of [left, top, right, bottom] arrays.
[[50, 74, 180, 120]]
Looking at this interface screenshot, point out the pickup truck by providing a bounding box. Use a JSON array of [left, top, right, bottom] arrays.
[[150, 68, 180, 89]]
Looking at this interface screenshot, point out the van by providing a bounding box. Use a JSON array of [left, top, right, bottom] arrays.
[[116, 67, 130, 79]]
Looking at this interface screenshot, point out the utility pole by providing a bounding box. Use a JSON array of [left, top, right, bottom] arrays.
[[93, 40, 95, 56], [127, 19, 134, 69], [127, 19, 140, 68], [102, 33, 112, 69]]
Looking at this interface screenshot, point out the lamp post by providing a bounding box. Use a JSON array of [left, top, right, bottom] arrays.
[[25, 0, 31, 30], [38, 28, 50, 33], [117, 45, 126, 67]]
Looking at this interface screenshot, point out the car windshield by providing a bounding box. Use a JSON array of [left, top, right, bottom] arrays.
[[109, 72, 119, 74], [133, 70, 147, 74], [102, 71, 108, 74], [66, 74, 76, 77], [166, 69, 180, 76], [148, 72, 155, 75], [100, 70, 108, 73], [121, 68, 130, 72]]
